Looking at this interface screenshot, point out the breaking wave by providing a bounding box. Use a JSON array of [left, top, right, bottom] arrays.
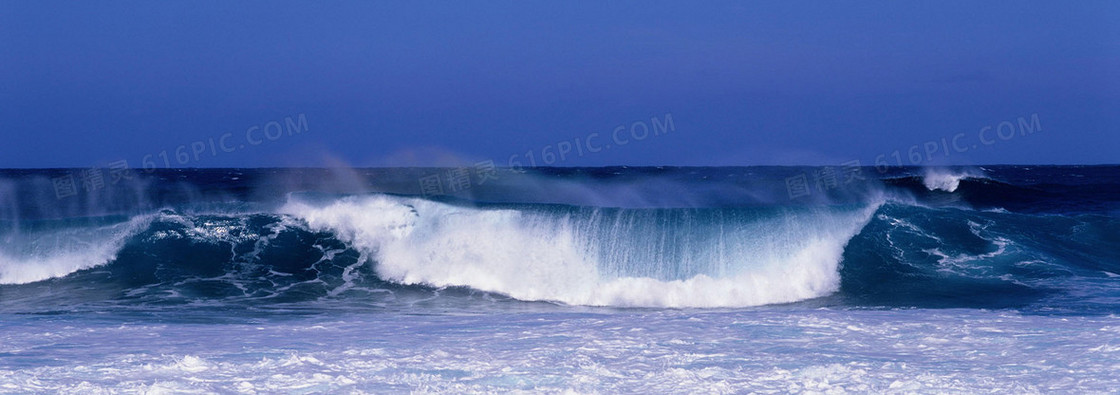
[[1, 166, 1118, 312]]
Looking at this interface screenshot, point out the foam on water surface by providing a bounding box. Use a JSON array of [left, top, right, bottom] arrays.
[[2, 309, 1118, 393]]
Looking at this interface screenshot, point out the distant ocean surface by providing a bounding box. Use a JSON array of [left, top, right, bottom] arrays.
[[1, 166, 1119, 393]]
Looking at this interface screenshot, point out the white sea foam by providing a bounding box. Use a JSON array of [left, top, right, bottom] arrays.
[[283, 194, 878, 308], [3, 309, 1118, 393], [921, 168, 984, 192]]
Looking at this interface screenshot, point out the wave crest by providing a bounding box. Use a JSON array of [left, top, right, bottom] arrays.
[[283, 195, 878, 307], [922, 168, 985, 192], [0, 216, 152, 284]]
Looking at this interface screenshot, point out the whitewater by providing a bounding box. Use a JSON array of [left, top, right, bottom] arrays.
[[1, 166, 1119, 392]]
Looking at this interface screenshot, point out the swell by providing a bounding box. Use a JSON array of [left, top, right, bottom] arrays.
[[839, 203, 1120, 309]]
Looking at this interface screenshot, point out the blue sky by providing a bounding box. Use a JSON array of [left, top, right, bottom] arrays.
[[2, 1, 1117, 168]]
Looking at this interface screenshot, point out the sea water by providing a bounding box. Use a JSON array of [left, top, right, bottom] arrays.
[[1, 166, 1118, 393]]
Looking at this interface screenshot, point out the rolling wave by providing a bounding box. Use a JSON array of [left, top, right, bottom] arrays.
[[1, 166, 1118, 312], [283, 194, 879, 307], [0, 195, 881, 308]]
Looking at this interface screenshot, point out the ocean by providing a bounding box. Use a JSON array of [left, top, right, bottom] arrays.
[[1, 165, 1118, 393]]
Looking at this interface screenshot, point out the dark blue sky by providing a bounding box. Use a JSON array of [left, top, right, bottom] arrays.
[[2, 1, 1117, 168]]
